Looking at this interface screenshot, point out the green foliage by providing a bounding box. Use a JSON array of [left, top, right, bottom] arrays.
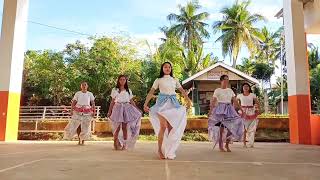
[[156, 37, 218, 78], [138, 135, 158, 141], [167, 0, 210, 49], [181, 130, 208, 141], [268, 76, 288, 113], [256, 26, 281, 67], [251, 62, 274, 82], [308, 44, 320, 70], [23, 50, 70, 105], [21, 0, 320, 117], [212, 0, 265, 67], [310, 64, 320, 112], [236, 58, 255, 75], [23, 37, 146, 116], [258, 114, 288, 118]]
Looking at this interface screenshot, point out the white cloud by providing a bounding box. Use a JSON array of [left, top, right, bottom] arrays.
[[26, 34, 91, 51], [307, 34, 320, 47], [199, 0, 234, 9], [249, 0, 283, 22], [131, 32, 165, 57], [91, 23, 130, 37], [133, 32, 164, 45], [209, 12, 223, 21]]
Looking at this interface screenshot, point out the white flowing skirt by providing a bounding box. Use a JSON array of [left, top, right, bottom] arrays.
[[63, 112, 93, 141], [150, 100, 187, 159], [242, 107, 259, 146]]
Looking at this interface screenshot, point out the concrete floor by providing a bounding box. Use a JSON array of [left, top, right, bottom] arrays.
[[0, 141, 319, 180]]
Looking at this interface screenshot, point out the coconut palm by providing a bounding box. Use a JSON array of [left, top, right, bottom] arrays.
[[213, 0, 265, 67], [257, 26, 280, 66], [167, 1, 210, 50]]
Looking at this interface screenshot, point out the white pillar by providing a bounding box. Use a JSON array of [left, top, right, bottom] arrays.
[[283, 0, 311, 144], [0, 0, 29, 141]]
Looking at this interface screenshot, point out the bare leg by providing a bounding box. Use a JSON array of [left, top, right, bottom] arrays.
[[167, 122, 173, 134], [157, 114, 168, 159], [121, 123, 128, 150], [113, 125, 121, 150], [77, 125, 81, 145], [219, 126, 226, 152], [243, 128, 247, 148], [225, 130, 232, 152], [79, 119, 91, 145]]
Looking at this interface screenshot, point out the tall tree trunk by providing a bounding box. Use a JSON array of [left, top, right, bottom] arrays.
[[261, 80, 269, 114], [264, 90, 269, 114], [232, 57, 237, 67]]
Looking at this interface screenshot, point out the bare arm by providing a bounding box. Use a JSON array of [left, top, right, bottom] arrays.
[[143, 88, 156, 112], [232, 96, 241, 109], [130, 99, 143, 114], [70, 100, 77, 115], [209, 97, 217, 114], [254, 97, 260, 114], [236, 98, 244, 115], [91, 100, 96, 117], [107, 98, 115, 117], [130, 99, 136, 106], [177, 87, 192, 108]]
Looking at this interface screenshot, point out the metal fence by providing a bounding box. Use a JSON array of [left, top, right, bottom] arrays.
[[19, 106, 101, 132]]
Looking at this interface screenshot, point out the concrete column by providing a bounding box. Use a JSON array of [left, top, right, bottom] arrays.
[[283, 0, 311, 144], [0, 0, 29, 141]]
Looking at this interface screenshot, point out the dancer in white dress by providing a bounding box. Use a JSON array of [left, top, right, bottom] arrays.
[[237, 82, 260, 148], [64, 82, 95, 145], [107, 75, 142, 150], [144, 62, 192, 160]]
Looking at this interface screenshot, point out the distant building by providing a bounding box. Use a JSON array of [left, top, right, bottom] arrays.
[[182, 62, 259, 115]]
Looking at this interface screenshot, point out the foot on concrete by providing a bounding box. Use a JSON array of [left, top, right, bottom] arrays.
[[225, 144, 231, 152], [158, 150, 165, 159]]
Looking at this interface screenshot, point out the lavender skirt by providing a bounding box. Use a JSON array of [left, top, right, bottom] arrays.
[[208, 103, 244, 146], [110, 103, 142, 149]]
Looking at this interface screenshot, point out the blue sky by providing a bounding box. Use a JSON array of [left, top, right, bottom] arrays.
[[0, 0, 319, 67]]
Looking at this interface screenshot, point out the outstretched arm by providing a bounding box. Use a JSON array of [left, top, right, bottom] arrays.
[[177, 87, 192, 109], [143, 88, 156, 112]]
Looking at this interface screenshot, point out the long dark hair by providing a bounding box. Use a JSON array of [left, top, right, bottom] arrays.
[[116, 75, 130, 94], [220, 74, 229, 81], [241, 82, 253, 93], [159, 62, 173, 78]]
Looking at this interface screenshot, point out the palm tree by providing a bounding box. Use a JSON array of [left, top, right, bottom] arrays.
[[257, 26, 280, 66], [236, 57, 255, 75], [157, 37, 217, 78], [167, 1, 210, 50], [181, 40, 218, 76], [213, 0, 265, 67], [159, 26, 172, 42], [308, 43, 320, 69]]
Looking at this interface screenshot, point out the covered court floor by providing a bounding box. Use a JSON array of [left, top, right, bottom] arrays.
[[0, 141, 320, 180]]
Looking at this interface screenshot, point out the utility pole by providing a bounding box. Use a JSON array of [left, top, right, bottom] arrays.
[[280, 32, 284, 114]]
